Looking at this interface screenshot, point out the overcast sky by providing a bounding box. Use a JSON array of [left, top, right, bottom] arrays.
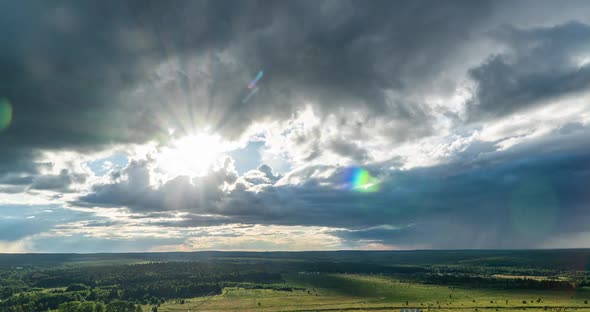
[[1, 0, 590, 252]]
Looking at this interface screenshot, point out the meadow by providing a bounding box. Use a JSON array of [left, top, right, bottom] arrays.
[[153, 273, 590, 312]]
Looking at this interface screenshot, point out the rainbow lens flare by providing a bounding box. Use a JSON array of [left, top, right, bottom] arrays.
[[242, 87, 259, 103], [248, 70, 263, 89], [0, 98, 12, 131], [347, 167, 380, 193]]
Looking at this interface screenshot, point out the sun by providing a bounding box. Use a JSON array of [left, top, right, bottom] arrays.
[[156, 133, 229, 177]]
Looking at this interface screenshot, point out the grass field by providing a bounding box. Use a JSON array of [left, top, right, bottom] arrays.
[[149, 273, 590, 312]]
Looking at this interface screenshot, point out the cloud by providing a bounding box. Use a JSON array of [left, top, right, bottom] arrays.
[[72, 122, 590, 248], [242, 164, 281, 185], [77, 158, 237, 212], [2, 1, 590, 251], [328, 139, 371, 163], [31, 169, 86, 191], [0, 175, 34, 186], [0, 0, 495, 178], [0, 1, 583, 177], [468, 21, 590, 120], [0, 205, 96, 241]]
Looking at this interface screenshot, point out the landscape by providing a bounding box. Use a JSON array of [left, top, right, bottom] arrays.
[[3, 1, 590, 312], [2, 250, 590, 312]]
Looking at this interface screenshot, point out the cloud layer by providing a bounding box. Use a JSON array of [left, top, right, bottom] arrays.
[[1, 0, 590, 251]]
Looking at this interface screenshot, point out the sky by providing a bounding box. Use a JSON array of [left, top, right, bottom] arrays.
[[1, 0, 590, 253]]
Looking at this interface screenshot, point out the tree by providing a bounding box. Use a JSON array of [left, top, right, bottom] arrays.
[[66, 284, 90, 292], [79, 301, 96, 312], [58, 301, 81, 312], [108, 289, 119, 300], [106, 300, 136, 312], [135, 305, 143, 312]]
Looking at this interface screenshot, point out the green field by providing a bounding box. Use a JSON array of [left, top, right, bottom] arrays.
[[152, 273, 590, 312]]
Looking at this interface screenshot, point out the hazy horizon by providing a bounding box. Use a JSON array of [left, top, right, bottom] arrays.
[[5, 248, 590, 255]]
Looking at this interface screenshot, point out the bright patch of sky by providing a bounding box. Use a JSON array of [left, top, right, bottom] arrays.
[[86, 153, 129, 176]]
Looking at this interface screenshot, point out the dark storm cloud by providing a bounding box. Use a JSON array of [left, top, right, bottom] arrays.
[[468, 21, 590, 120], [0, 0, 496, 178], [0, 150, 40, 175], [0, 2, 161, 148], [0, 1, 159, 177], [0, 0, 582, 181], [207, 0, 491, 139]]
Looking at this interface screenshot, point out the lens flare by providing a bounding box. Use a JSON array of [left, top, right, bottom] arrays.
[[0, 98, 13, 131], [347, 167, 380, 193], [242, 87, 259, 103], [248, 70, 263, 89]]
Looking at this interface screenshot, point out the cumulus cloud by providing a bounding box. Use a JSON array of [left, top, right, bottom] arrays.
[[242, 164, 281, 185]]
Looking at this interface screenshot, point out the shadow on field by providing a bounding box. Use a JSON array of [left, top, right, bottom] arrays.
[[288, 274, 383, 298]]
